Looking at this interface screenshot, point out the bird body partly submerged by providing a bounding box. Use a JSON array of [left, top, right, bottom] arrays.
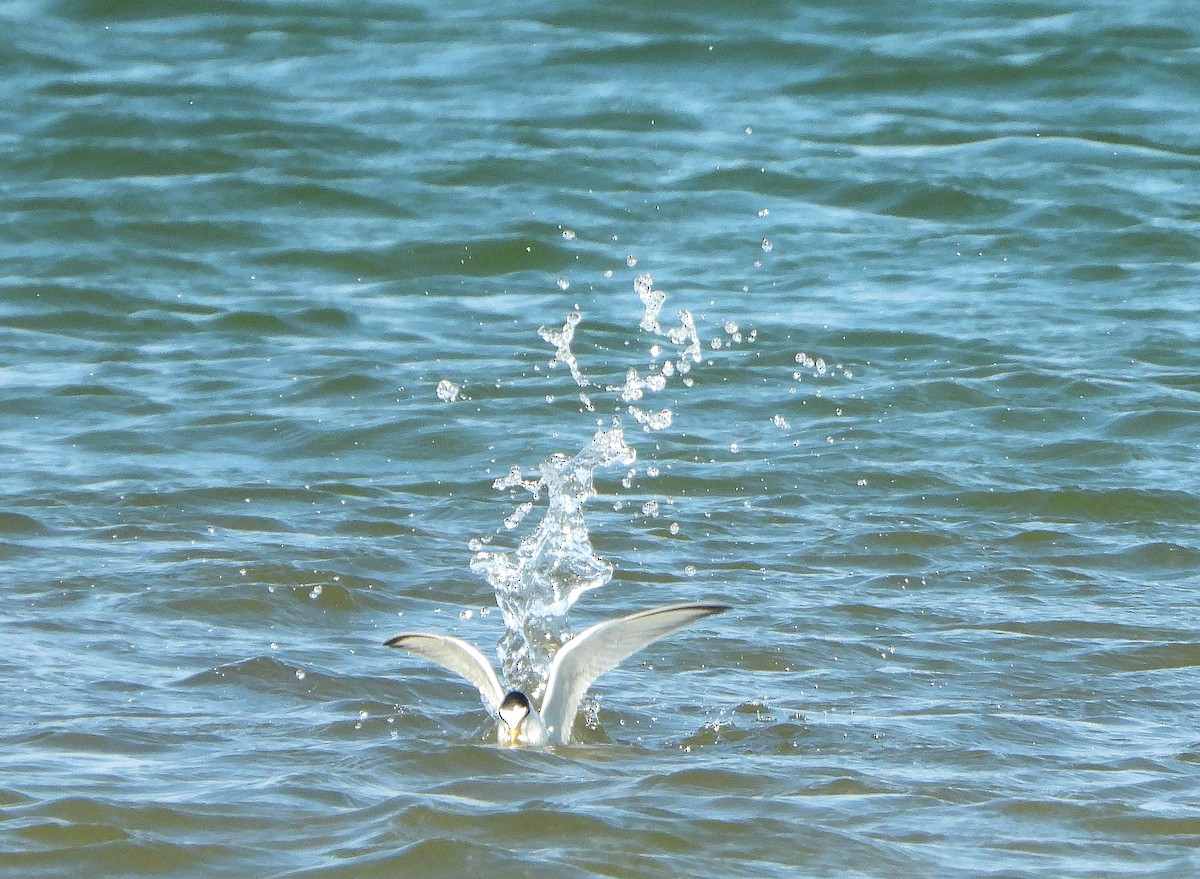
[[386, 601, 728, 746], [496, 691, 546, 746]]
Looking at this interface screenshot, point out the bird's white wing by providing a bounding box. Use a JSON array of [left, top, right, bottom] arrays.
[[385, 632, 505, 714], [539, 602, 729, 745]]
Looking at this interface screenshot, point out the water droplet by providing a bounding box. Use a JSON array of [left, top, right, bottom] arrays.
[[729, 442, 739, 453], [635, 274, 665, 334], [295, 670, 307, 681], [724, 320, 739, 335], [435, 379, 461, 402], [603, 269, 614, 278], [641, 500, 661, 518], [757, 208, 769, 218], [561, 229, 576, 240], [684, 564, 697, 577], [761, 238, 773, 252], [627, 405, 673, 431], [308, 584, 323, 601], [459, 609, 474, 620], [669, 522, 680, 535], [538, 312, 590, 387], [771, 414, 790, 430], [626, 254, 638, 267], [504, 502, 534, 530], [556, 277, 570, 291]]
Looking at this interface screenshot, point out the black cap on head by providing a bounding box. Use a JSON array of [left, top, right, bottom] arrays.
[[499, 691, 530, 713]]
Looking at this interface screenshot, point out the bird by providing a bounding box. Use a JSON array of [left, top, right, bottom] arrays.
[[385, 601, 728, 746]]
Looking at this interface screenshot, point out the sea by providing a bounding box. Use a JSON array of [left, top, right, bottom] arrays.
[[2, 1, 1199, 876]]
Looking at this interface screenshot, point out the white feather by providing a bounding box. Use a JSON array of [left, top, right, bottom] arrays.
[[385, 601, 728, 746], [539, 602, 729, 744], [383, 631, 505, 714]]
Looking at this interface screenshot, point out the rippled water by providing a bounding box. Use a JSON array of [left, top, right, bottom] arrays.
[[3, 1, 1200, 876]]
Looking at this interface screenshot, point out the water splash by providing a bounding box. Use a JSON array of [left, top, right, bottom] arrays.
[[538, 310, 595, 412], [612, 367, 666, 403], [472, 270, 733, 700], [435, 379, 461, 402], [635, 274, 666, 334], [470, 418, 635, 697], [628, 405, 673, 431], [636, 272, 702, 370], [537, 310, 588, 389]]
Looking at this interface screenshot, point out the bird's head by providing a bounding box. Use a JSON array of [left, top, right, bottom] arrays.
[[497, 691, 532, 746]]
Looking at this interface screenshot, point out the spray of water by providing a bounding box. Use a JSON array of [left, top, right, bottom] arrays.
[[469, 419, 634, 697], [470, 271, 712, 699]]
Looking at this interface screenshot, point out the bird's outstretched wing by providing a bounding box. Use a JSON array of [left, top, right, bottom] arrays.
[[539, 602, 729, 745], [385, 632, 505, 714]]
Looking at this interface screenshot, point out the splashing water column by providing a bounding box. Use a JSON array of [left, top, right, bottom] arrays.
[[470, 419, 635, 696]]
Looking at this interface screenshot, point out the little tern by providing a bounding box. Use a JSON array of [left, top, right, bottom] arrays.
[[385, 601, 728, 746]]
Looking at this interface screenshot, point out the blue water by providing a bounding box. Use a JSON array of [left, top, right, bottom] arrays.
[[3, 1, 1199, 876]]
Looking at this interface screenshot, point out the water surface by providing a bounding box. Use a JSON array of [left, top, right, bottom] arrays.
[[3, 1, 1199, 876]]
